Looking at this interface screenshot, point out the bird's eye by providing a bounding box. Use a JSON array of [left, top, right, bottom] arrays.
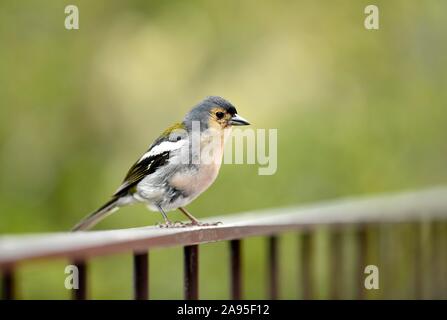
[[216, 112, 224, 119]]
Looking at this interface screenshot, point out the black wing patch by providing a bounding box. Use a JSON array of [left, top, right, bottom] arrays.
[[114, 151, 170, 197]]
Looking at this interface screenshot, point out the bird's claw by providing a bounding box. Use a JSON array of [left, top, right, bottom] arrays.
[[157, 221, 222, 228], [188, 221, 223, 227], [156, 221, 180, 228], [156, 221, 193, 228]]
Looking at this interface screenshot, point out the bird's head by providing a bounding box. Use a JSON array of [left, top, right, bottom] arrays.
[[183, 96, 250, 132]]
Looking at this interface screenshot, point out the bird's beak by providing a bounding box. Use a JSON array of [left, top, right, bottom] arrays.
[[229, 114, 250, 126]]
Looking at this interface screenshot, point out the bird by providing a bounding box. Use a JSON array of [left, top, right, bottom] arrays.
[[72, 96, 250, 231]]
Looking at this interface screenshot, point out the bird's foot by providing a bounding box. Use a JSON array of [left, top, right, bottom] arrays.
[[157, 221, 222, 228], [157, 221, 186, 228], [186, 221, 223, 227]]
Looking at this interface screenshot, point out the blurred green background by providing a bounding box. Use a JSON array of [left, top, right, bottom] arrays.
[[0, 0, 446, 299]]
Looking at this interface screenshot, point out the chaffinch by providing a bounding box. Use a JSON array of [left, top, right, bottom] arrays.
[[72, 96, 250, 231]]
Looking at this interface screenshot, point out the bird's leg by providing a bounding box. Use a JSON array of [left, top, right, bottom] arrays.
[[156, 205, 175, 228], [178, 207, 222, 226], [178, 207, 200, 224]]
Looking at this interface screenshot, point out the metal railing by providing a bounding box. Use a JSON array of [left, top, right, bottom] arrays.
[[1, 187, 447, 300]]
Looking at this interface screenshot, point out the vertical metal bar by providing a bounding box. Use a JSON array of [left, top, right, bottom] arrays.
[[268, 235, 279, 300], [330, 230, 343, 299], [2, 267, 15, 300], [300, 232, 312, 299], [443, 222, 447, 299], [431, 222, 441, 299], [72, 260, 87, 300], [230, 240, 242, 300], [184, 245, 199, 300], [356, 226, 368, 300], [442, 222, 447, 299], [133, 251, 149, 300], [413, 222, 422, 299]]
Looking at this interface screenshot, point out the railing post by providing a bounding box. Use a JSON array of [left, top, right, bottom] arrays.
[[230, 240, 242, 300], [443, 221, 447, 299], [413, 222, 422, 299], [356, 226, 368, 300], [267, 235, 279, 300], [330, 229, 343, 299], [300, 232, 312, 299], [431, 221, 441, 299], [72, 259, 87, 300], [1, 267, 15, 300], [184, 245, 199, 300], [133, 251, 149, 300]]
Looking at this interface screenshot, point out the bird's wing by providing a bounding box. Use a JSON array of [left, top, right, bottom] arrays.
[[113, 123, 187, 197]]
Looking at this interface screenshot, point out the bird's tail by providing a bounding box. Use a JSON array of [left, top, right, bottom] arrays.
[[72, 197, 120, 231]]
